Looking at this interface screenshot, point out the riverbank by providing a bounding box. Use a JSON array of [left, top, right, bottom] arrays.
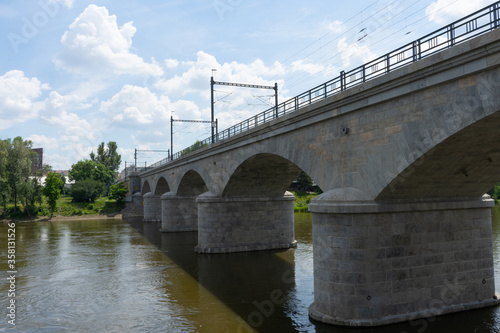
[[2, 192, 316, 222], [1, 213, 124, 224], [291, 191, 320, 212], [0, 195, 126, 223]]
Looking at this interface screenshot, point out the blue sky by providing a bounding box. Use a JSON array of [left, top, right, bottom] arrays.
[[0, 0, 493, 171]]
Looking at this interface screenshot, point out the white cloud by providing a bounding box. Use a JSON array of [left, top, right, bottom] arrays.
[[165, 59, 179, 68], [155, 51, 283, 100], [324, 20, 345, 34], [337, 37, 376, 69], [289, 60, 326, 75], [27, 134, 59, 149], [39, 91, 104, 166], [0, 70, 49, 130], [100, 85, 171, 126], [54, 5, 163, 77], [45, 153, 72, 170], [426, 0, 492, 25]]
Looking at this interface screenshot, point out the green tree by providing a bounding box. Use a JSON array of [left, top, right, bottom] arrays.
[[110, 182, 127, 203], [295, 171, 313, 192], [6, 137, 33, 213], [180, 140, 208, 156], [488, 183, 500, 203], [69, 159, 115, 197], [69, 159, 97, 182], [90, 141, 122, 172], [43, 172, 64, 218], [23, 164, 52, 217], [70, 179, 104, 202], [0, 139, 10, 215], [58, 173, 67, 194]]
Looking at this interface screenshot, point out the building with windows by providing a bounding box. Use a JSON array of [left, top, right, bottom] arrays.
[[31, 148, 43, 174]]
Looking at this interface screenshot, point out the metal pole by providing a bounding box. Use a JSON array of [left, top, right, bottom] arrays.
[[170, 116, 173, 161], [216, 119, 218, 140], [211, 76, 215, 143], [134, 148, 137, 168], [274, 82, 278, 118]]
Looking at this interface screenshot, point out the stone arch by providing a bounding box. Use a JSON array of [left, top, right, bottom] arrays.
[[376, 111, 500, 200], [222, 153, 302, 197], [142, 180, 151, 194], [154, 176, 170, 195], [177, 170, 208, 196]]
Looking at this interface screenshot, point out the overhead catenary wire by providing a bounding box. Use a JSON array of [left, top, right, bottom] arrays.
[[278, 0, 464, 94]]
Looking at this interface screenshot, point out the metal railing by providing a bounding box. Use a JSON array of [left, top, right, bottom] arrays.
[[146, 2, 500, 171]]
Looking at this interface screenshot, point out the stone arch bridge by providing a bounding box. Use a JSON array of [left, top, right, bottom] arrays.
[[137, 27, 500, 326]]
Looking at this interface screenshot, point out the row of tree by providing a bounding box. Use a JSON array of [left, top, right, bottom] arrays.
[[0, 137, 62, 217], [68, 141, 122, 202], [0, 138, 125, 218]]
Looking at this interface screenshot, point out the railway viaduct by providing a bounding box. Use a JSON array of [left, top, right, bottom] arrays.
[[137, 9, 500, 327]]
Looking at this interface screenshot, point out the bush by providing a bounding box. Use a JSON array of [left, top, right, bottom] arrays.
[[70, 179, 104, 203], [110, 182, 127, 203]]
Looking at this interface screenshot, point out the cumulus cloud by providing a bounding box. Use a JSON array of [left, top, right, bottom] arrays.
[[155, 51, 283, 100], [426, 0, 492, 25], [27, 134, 59, 149], [40, 91, 94, 137], [54, 5, 163, 77], [0, 70, 49, 130], [100, 85, 171, 126], [324, 20, 345, 33], [165, 59, 180, 68], [337, 37, 376, 68], [39, 91, 105, 165]]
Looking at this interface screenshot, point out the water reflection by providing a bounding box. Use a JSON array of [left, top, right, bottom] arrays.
[[1, 209, 500, 332]]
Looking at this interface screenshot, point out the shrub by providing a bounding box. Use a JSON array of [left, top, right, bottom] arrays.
[[70, 179, 104, 203], [110, 182, 127, 203]]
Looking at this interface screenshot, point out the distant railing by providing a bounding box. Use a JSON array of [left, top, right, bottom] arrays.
[[145, 1, 500, 171]]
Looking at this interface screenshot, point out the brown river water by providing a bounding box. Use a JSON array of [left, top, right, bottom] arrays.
[[2, 208, 500, 332]]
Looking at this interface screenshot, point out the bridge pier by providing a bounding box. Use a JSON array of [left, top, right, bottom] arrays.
[[308, 188, 499, 327], [160, 192, 198, 232], [195, 192, 297, 253], [143, 192, 161, 222]]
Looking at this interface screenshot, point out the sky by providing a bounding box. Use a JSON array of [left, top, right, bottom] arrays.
[[0, 0, 495, 171]]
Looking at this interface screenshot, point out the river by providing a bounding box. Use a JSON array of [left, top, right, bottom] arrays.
[[2, 208, 500, 332]]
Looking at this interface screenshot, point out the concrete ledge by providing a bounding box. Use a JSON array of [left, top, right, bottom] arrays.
[[309, 189, 494, 214], [195, 241, 297, 254], [309, 294, 500, 327], [196, 191, 295, 203], [160, 227, 197, 233]]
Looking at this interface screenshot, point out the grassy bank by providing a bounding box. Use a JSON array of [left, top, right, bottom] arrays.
[[290, 191, 320, 212], [1, 195, 125, 221]]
